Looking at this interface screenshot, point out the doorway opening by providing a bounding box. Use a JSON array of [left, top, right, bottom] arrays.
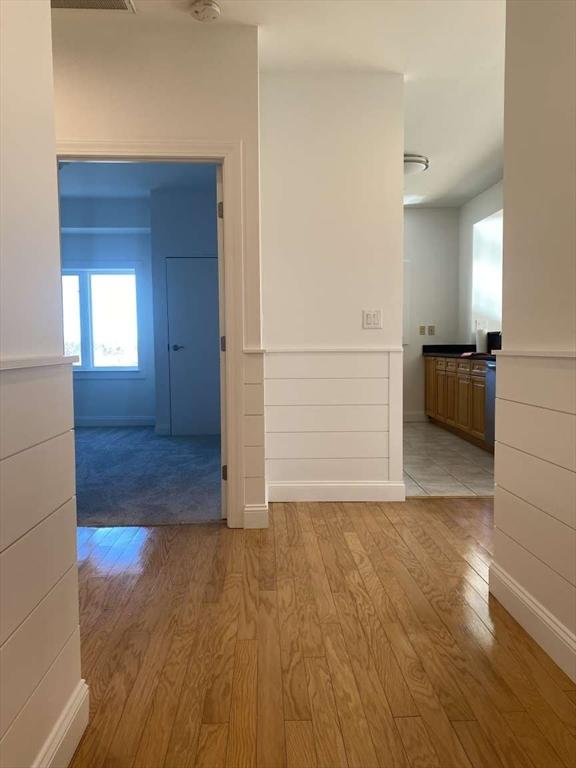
[[58, 160, 226, 525], [402, 207, 502, 497]]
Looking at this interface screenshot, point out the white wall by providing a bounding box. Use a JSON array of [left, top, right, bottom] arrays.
[[260, 72, 405, 501], [403, 208, 460, 421], [490, 0, 576, 681], [458, 180, 503, 342], [0, 1, 87, 765], [52, 14, 265, 525], [60, 197, 156, 427]]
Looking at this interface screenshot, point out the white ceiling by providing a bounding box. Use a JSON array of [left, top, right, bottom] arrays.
[[59, 0, 506, 206], [58, 161, 217, 197]]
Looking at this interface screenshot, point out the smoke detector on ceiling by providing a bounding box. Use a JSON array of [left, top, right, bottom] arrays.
[[190, 0, 221, 22], [404, 154, 430, 175]]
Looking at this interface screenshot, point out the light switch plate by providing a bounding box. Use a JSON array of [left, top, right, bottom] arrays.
[[419, 324, 426, 336], [363, 309, 383, 329], [428, 324, 436, 336]]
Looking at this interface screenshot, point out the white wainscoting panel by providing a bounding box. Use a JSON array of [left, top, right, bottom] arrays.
[[266, 404, 389, 433], [265, 350, 404, 501], [241, 352, 267, 527], [0, 629, 83, 768], [0, 365, 73, 460], [497, 398, 576, 472], [0, 499, 77, 645], [0, 567, 79, 736], [491, 353, 576, 681], [495, 442, 576, 529], [0, 432, 75, 552], [494, 487, 576, 584], [266, 431, 389, 460]]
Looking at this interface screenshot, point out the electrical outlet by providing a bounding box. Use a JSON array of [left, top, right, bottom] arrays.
[[428, 324, 436, 336], [419, 324, 426, 336], [363, 309, 383, 329]]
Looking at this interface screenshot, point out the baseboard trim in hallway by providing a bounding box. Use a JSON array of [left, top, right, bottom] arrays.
[[490, 562, 576, 682], [267, 480, 406, 502]]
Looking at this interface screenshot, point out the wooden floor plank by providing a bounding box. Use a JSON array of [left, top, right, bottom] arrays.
[[226, 639, 257, 768], [70, 499, 574, 768], [285, 721, 317, 768], [257, 589, 286, 768]]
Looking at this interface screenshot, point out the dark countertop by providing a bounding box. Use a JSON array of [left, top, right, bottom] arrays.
[[423, 352, 497, 362]]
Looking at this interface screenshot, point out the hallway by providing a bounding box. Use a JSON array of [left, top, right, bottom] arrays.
[[71, 500, 576, 768]]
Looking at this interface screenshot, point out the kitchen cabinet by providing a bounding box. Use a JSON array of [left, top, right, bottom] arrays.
[[424, 356, 493, 451]]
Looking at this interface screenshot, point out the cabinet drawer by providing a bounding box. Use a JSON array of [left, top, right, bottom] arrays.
[[471, 361, 487, 374], [446, 360, 457, 372], [435, 359, 446, 370], [457, 360, 471, 372]]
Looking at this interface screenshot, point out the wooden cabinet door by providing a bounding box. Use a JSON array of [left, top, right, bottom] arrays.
[[445, 371, 457, 424], [456, 374, 471, 431], [425, 358, 437, 416], [436, 369, 446, 421], [470, 376, 486, 439]]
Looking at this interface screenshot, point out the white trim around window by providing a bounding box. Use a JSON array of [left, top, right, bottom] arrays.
[[62, 267, 142, 377]]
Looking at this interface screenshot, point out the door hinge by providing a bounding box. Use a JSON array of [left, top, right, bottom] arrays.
[[222, 464, 228, 481], [220, 335, 226, 352], [217, 201, 224, 219]]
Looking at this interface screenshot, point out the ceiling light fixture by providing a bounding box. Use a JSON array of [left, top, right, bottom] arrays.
[[190, 0, 221, 22], [404, 154, 430, 175]]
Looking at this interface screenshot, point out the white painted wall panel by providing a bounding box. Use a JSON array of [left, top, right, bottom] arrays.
[[265, 378, 389, 406], [245, 477, 265, 506], [243, 354, 263, 385], [496, 442, 576, 529], [267, 458, 389, 483], [244, 447, 265, 478], [0, 500, 77, 644], [244, 416, 264, 447], [495, 488, 576, 584], [494, 529, 576, 634], [266, 431, 389, 460], [0, 432, 75, 552], [0, 567, 78, 737], [497, 355, 576, 414], [0, 629, 81, 768], [244, 384, 264, 415], [265, 352, 390, 380], [0, 366, 73, 460], [497, 398, 576, 472], [266, 405, 389, 433]]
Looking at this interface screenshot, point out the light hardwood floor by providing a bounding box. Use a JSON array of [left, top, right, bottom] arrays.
[[71, 500, 576, 768]]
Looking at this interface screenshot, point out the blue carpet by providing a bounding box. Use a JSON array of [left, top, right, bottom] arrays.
[[75, 427, 221, 526]]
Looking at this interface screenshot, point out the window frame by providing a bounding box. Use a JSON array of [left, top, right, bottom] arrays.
[[62, 267, 142, 378]]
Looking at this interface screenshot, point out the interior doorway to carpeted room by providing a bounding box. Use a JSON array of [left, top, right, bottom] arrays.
[[59, 160, 225, 525]]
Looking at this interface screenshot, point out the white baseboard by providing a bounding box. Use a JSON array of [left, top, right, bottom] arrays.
[[490, 562, 576, 682], [154, 423, 171, 436], [243, 504, 269, 528], [267, 481, 406, 502], [404, 411, 427, 422], [33, 680, 89, 768], [74, 417, 154, 428]]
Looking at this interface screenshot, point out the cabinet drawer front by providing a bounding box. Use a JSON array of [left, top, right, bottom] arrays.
[[446, 360, 457, 372], [472, 361, 487, 374], [457, 360, 471, 372], [435, 359, 446, 370]]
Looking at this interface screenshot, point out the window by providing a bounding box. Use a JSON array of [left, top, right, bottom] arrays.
[[472, 210, 503, 331], [62, 269, 139, 370]]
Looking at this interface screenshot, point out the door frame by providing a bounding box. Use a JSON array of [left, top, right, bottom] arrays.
[[56, 139, 246, 528]]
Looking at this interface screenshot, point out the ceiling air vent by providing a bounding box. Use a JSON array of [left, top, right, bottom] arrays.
[[51, 0, 136, 11]]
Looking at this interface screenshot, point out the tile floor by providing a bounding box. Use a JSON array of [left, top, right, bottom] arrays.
[[404, 421, 494, 497]]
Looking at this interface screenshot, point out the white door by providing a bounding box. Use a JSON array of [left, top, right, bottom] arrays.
[[166, 257, 221, 438]]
